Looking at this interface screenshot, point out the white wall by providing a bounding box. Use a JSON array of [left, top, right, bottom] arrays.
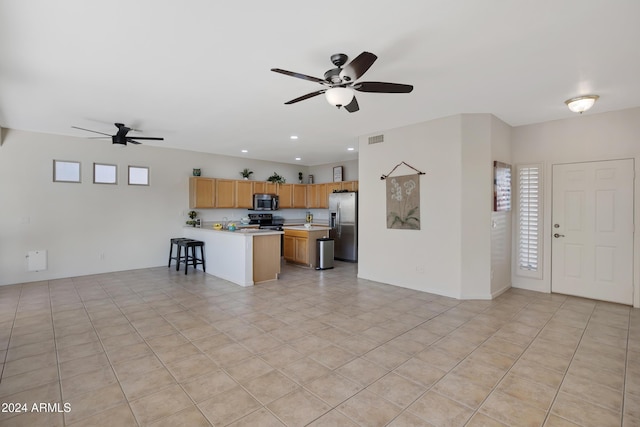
[[460, 115, 492, 298], [358, 115, 464, 298], [358, 114, 511, 299], [490, 116, 513, 297], [0, 129, 342, 286], [309, 159, 359, 183], [511, 107, 640, 307]]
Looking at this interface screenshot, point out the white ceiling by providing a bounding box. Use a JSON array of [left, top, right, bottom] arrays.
[[1, 1, 639, 166]]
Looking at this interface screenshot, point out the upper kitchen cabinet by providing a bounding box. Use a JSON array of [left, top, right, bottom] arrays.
[[341, 181, 359, 192], [306, 184, 322, 209], [254, 182, 277, 194], [216, 179, 236, 208], [292, 184, 307, 208], [236, 180, 254, 208], [326, 182, 342, 195], [278, 184, 293, 209], [189, 177, 216, 208]]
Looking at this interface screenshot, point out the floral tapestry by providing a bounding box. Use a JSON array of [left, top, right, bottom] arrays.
[[386, 174, 420, 229]]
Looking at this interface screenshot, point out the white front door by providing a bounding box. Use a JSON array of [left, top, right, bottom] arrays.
[[551, 159, 634, 305]]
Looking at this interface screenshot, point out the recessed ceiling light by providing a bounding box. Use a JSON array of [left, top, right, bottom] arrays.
[[241, 149, 248, 153], [290, 135, 298, 140], [347, 147, 355, 151], [295, 157, 301, 161]]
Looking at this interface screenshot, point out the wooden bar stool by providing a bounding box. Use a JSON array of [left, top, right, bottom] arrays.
[[177, 239, 206, 275]]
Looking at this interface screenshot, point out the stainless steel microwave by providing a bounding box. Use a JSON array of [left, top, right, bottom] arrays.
[[253, 193, 279, 211]]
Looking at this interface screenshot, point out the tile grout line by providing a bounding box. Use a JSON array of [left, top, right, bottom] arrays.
[[539, 300, 597, 427]]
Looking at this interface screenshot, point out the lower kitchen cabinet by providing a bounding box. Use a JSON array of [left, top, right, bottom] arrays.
[[283, 228, 330, 268]]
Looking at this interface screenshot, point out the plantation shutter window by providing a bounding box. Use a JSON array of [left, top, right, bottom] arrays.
[[517, 164, 543, 278]]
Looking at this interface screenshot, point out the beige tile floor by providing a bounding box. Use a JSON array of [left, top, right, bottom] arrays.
[[0, 261, 638, 426]]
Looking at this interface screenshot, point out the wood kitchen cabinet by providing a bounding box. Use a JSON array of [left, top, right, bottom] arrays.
[[292, 184, 307, 208], [216, 179, 236, 208], [235, 180, 254, 208], [189, 177, 216, 208], [283, 230, 309, 265], [254, 182, 277, 194], [283, 228, 329, 268], [306, 183, 328, 208], [325, 182, 342, 195], [317, 184, 329, 208], [277, 184, 293, 208], [306, 184, 319, 208], [341, 181, 359, 192]]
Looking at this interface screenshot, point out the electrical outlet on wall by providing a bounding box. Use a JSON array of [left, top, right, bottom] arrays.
[[99, 253, 106, 260]]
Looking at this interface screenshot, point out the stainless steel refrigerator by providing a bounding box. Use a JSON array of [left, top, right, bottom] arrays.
[[329, 192, 358, 262]]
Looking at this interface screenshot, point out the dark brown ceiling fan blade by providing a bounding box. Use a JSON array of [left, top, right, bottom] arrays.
[[284, 90, 326, 105], [126, 139, 142, 145], [125, 136, 164, 140], [354, 81, 414, 93], [344, 97, 359, 113], [71, 126, 112, 136], [341, 52, 377, 81], [271, 68, 326, 84]]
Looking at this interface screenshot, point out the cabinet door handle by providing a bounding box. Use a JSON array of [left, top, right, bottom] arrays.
[[553, 233, 565, 238]]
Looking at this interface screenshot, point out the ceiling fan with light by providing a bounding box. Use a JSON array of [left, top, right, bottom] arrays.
[[71, 122, 164, 145], [271, 51, 413, 112]]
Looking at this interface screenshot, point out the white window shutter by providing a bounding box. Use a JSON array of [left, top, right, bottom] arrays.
[[516, 164, 543, 278]]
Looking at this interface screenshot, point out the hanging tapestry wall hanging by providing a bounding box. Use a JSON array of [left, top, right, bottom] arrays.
[[386, 173, 421, 229]]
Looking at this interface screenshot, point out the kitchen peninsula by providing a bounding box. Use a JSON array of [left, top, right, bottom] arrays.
[[183, 226, 283, 286]]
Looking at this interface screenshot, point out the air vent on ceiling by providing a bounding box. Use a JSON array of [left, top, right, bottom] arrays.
[[368, 134, 384, 144]]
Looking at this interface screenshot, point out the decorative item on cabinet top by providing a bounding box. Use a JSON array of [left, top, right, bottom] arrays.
[[240, 168, 253, 180], [267, 172, 286, 184], [193, 168, 201, 176]]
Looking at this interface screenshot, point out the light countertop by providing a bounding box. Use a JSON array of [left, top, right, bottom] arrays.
[[283, 225, 331, 231], [184, 226, 283, 236]]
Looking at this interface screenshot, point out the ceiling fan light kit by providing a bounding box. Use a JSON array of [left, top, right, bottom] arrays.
[[565, 95, 599, 113], [272, 51, 413, 113], [325, 87, 354, 107]]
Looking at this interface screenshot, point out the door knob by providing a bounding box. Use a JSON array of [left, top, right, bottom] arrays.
[[554, 233, 565, 238]]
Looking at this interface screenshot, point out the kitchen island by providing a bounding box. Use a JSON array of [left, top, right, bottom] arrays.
[[183, 227, 283, 286], [282, 226, 331, 269]]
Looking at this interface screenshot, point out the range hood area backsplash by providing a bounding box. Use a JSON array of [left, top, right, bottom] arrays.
[[189, 208, 329, 225]]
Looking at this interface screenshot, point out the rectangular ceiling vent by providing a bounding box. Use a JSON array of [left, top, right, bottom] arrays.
[[368, 134, 384, 145]]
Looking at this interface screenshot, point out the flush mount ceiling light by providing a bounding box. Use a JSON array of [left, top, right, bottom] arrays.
[[325, 87, 354, 108], [565, 95, 599, 114]]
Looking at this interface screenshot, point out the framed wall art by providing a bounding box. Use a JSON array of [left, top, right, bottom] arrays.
[[493, 161, 512, 211], [333, 166, 343, 182]]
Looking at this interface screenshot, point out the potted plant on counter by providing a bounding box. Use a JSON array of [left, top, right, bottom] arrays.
[[186, 210, 198, 226], [240, 168, 253, 180], [267, 172, 286, 184]]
